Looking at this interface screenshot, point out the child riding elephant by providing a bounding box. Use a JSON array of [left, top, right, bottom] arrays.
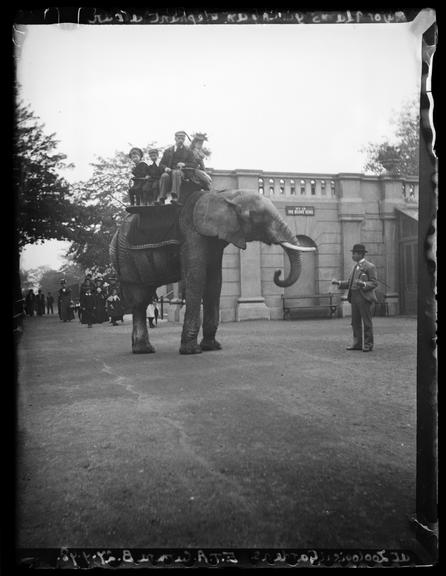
[[128, 147, 150, 206]]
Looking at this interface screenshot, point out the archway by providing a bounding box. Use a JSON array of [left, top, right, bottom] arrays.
[[283, 235, 318, 299]]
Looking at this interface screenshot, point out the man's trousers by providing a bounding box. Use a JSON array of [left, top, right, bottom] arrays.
[[350, 290, 374, 349]]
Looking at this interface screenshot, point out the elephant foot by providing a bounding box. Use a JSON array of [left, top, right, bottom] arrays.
[[132, 340, 156, 354], [200, 338, 222, 351], [179, 342, 202, 355]]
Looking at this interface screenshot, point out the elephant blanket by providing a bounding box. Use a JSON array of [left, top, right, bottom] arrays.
[[126, 204, 182, 248], [110, 205, 183, 286]]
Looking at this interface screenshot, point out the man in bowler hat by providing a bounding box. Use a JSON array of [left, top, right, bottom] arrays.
[[332, 244, 378, 352]]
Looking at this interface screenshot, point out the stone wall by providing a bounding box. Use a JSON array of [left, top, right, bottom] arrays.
[[167, 168, 419, 321]]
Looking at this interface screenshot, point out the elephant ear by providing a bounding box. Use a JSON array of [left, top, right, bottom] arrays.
[[193, 193, 247, 249]]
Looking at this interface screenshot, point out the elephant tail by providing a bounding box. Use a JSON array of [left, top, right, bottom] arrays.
[[110, 229, 120, 277]]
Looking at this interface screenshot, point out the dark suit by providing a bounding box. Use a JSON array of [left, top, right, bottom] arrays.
[[46, 294, 54, 314], [145, 161, 166, 204], [36, 293, 46, 315], [159, 145, 190, 199], [160, 145, 190, 169], [339, 258, 378, 350]]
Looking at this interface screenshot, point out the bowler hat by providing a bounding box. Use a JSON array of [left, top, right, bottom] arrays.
[[129, 147, 143, 158], [351, 244, 367, 253]]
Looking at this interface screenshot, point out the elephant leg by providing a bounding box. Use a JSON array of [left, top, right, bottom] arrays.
[[132, 302, 155, 354], [179, 238, 206, 355], [121, 284, 156, 354], [200, 242, 223, 351]]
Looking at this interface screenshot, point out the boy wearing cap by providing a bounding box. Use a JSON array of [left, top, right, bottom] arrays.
[[158, 131, 190, 203], [146, 149, 166, 205], [332, 244, 378, 352], [128, 147, 150, 206]]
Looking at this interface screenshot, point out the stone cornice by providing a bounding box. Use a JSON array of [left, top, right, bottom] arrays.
[[207, 167, 419, 184]]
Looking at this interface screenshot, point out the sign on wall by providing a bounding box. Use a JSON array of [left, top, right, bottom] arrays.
[[285, 206, 315, 216]]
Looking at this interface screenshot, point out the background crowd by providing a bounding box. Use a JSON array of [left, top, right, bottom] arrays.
[[22, 273, 160, 330]]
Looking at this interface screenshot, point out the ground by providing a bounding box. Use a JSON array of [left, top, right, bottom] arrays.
[[16, 312, 426, 558]]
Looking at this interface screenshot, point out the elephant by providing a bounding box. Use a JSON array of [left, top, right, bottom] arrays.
[[110, 188, 314, 355]]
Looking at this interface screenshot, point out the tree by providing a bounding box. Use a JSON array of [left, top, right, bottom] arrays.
[[68, 145, 157, 274], [14, 98, 83, 249], [19, 265, 51, 292], [362, 98, 419, 176], [40, 262, 86, 295], [19, 262, 85, 295]]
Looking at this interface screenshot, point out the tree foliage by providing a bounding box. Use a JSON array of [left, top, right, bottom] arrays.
[[19, 266, 51, 293], [20, 262, 85, 296], [67, 145, 156, 274], [362, 99, 419, 176], [14, 99, 84, 249]]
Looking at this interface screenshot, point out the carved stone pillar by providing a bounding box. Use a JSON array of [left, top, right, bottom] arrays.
[[337, 174, 366, 317], [379, 175, 404, 316], [236, 243, 270, 321], [167, 282, 183, 322]]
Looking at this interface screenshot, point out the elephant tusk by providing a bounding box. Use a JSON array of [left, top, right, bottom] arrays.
[[280, 241, 316, 252]]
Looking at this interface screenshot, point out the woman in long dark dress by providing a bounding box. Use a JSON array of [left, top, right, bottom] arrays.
[[58, 281, 75, 322], [80, 288, 96, 328], [94, 285, 107, 324], [79, 276, 95, 323]]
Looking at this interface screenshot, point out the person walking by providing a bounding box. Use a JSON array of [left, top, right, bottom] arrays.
[[147, 301, 156, 328], [93, 279, 107, 324], [80, 287, 96, 328], [153, 297, 160, 326], [24, 289, 35, 317], [58, 280, 75, 322], [332, 244, 378, 352], [46, 292, 54, 315], [35, 289, 46, 316]]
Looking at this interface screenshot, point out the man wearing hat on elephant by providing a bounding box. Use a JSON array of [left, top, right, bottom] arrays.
[[158, 130, 190, 204], [185, 132, 212, 191], [128, 147, 150, 206], [145, 148, 166, 205], [332, 244, 378, 352]]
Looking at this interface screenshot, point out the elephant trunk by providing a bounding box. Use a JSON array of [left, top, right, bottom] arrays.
[[267, 214, 314, 288], [274, 244, 302, 287]]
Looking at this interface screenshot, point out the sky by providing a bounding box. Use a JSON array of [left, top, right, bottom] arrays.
[[15, 14, 428, 271]]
